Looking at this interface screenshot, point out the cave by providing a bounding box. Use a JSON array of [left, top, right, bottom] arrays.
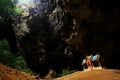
[[1, 0, 120, 78]]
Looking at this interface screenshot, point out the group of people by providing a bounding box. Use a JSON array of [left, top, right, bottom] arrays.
[[81, 53, 101, 70]]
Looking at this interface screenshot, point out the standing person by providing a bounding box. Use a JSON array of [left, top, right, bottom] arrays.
[[86, 55, 92, 68]]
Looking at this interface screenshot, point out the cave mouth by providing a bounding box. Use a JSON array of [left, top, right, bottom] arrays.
[[16, 0, 37, 12], [17, 0, 38, 7], [9, 0, 120, 78]]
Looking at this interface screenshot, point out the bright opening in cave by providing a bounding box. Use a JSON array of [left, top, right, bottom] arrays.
[[17, 0, 37, 9], [16, 0, 53, 15], [16, 0, 37, 14], [18, 0, 32, 6]]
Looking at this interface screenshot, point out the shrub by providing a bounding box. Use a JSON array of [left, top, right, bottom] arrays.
[[0, 39, 35, 75]]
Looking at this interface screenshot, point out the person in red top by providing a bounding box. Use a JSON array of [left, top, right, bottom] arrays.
[[86, 55, 92, 68]]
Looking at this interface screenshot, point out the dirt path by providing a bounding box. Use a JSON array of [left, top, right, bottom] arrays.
[[0, 63, 120, 80], [0, 63, 36, 80], [53, 69, 120, 80]]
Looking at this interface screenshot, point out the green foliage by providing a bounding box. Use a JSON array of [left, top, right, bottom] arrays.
[[14, 6, 23, 15], [0, 39, 10, 49], [12, 54, 35, 75], [0, 0, 15, 22], [0, 39, 15, 66], [0, 0, 23, 23], [0, 50, 15, 66], [0, 39, 35, 75], [0, 0, 15, 13]]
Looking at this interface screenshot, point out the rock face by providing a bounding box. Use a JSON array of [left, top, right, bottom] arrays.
[[10, 0, 120, 78], [12, 0, 83, 78]]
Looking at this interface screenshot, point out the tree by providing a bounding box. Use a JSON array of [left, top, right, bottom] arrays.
[[0, 0, 15, 22], [0, 0, 22, 23]]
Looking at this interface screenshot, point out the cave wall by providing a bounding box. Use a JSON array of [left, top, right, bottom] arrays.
[[9, 0, 120, 78], [68, 0, 120, 69], [11, 0, 84, 78]]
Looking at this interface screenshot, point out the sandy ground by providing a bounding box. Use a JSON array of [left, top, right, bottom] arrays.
[[53, 69, 120, 80], [0, 63, 120, 80], [0, 63, 37, 80]]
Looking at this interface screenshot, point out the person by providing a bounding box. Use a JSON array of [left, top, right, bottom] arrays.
[[86, 55, 92, 68], [81, 59, 86, 70]]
